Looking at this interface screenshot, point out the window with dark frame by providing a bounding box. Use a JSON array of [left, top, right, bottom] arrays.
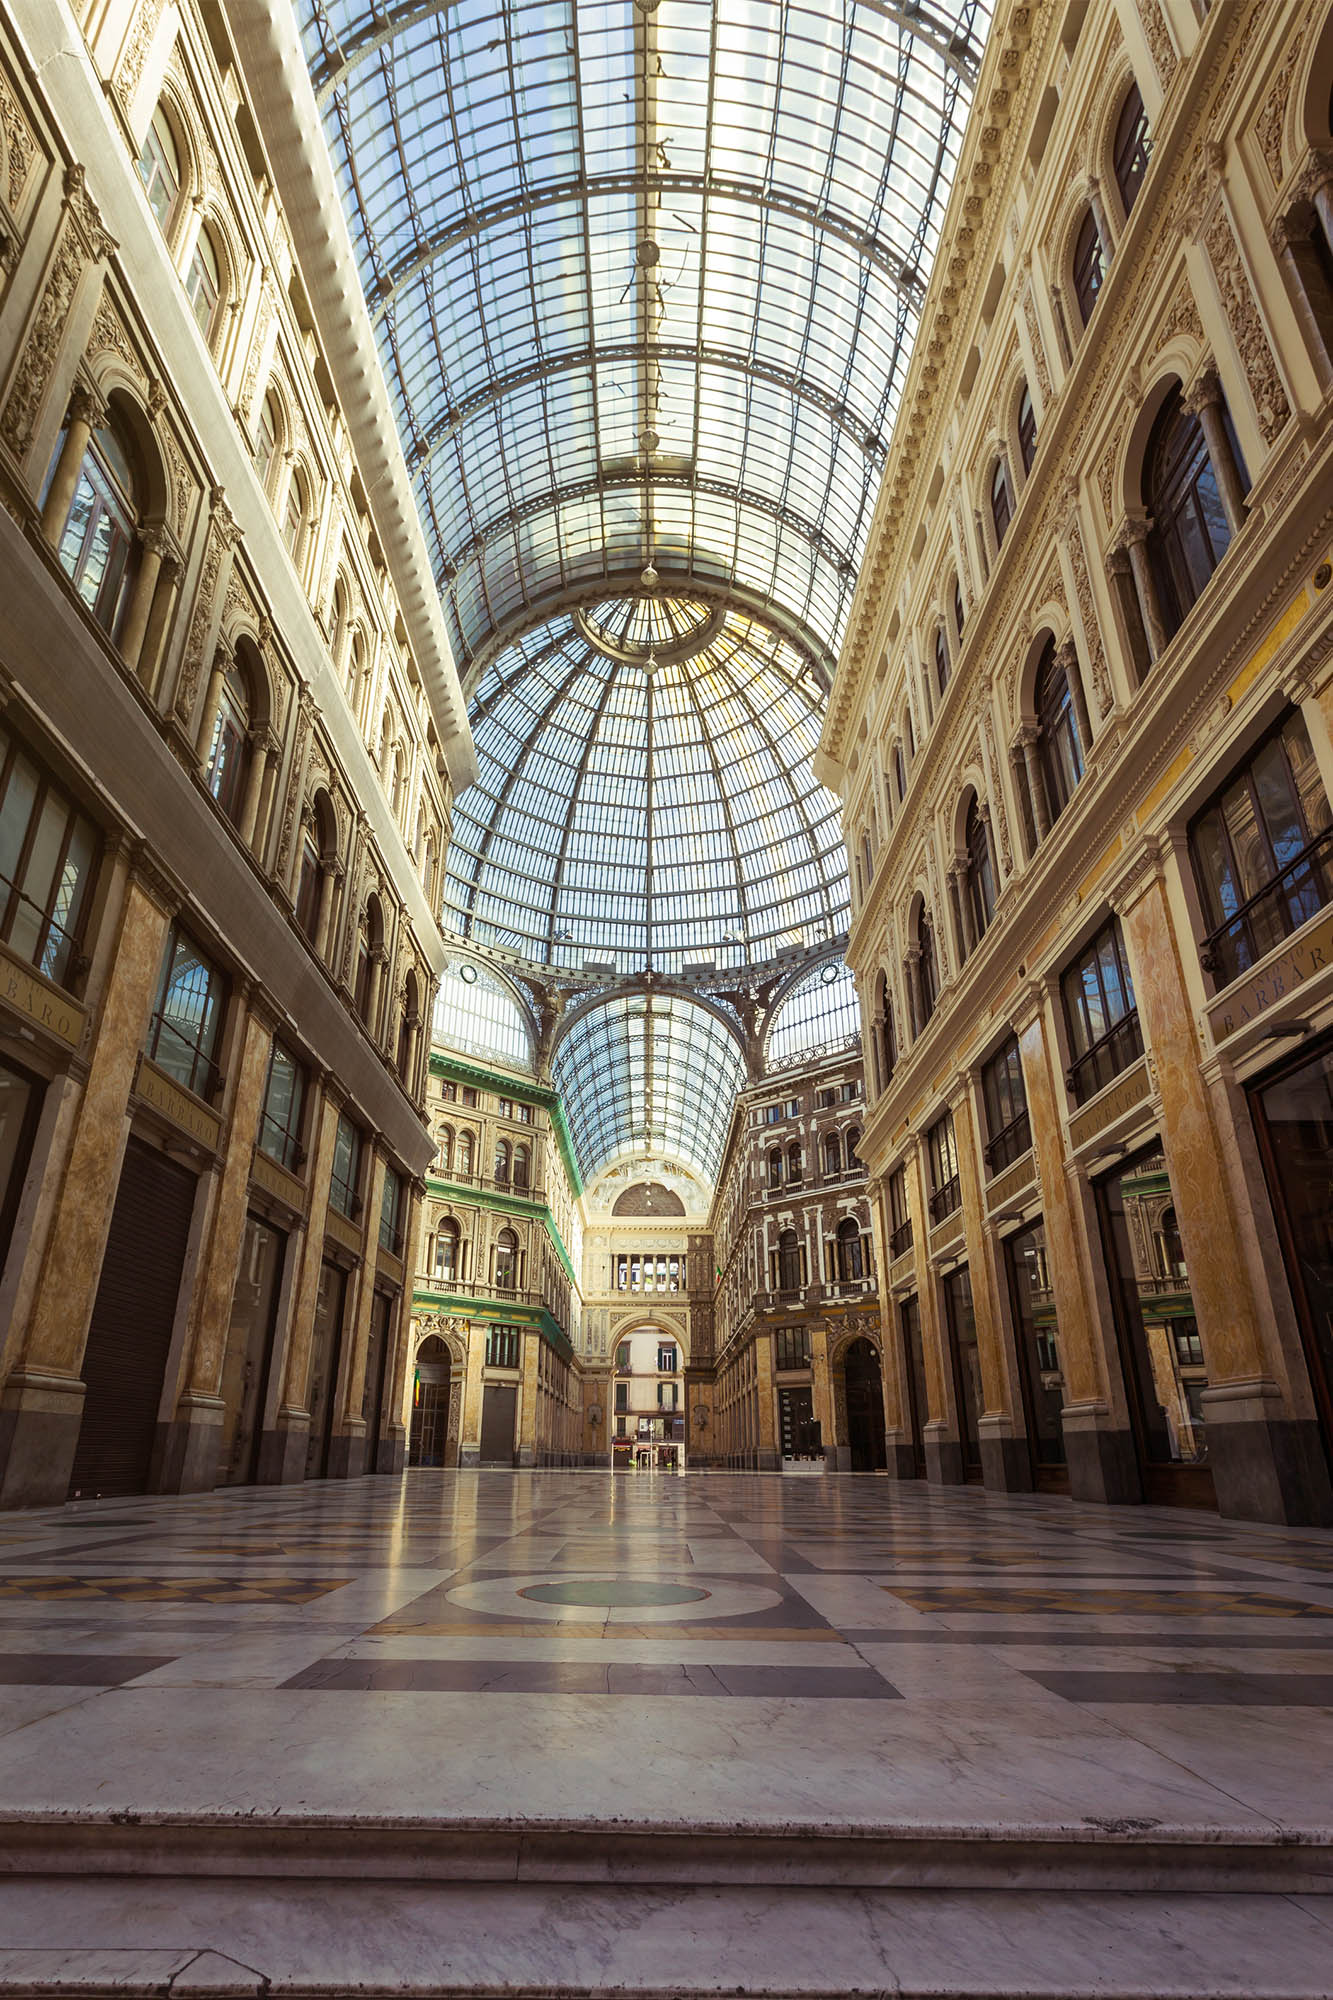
[[329, 1112, 362, 1219], [990, 458, 1012, 549], [1072, 208, 1106, 325], [981, 1035, 1030, 1175], [1017, 382, 1037, 474], [0, 725, 99, 989], [1061, 917, 1143, 1105], [486, 1324, 522, 1369], [926, 1110, 961, 1222], [258, 1039, 306, 1174], [147, 926, 225, 1100], [56, 415, 141, 640], [379, 1165, 404, 1254], [1190, 709, 1332, 987], [935, 624, 950, 699], [888, 1165, 913, 1257], [774, 1325, 810, 1371], [965, 795, 997, 940], [1035, 638, 1084, 823], [1143, 385, 1235, 640], [1112, 81, 1152, 217]]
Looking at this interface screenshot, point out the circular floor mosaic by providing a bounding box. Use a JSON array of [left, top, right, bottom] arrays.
[[444, 1571, 784, 1624]]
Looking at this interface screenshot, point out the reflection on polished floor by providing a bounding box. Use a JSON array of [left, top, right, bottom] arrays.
[[0, 1469, 1330, 1993]]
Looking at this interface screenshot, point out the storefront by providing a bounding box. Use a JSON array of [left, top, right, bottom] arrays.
[[1002, 1219, 1068, 1491], [941, 1267, 982, 1480]]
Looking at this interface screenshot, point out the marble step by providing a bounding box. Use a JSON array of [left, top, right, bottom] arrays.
[[0, 1879, 1329, 1995], [0, 1810, 1328, 1894]]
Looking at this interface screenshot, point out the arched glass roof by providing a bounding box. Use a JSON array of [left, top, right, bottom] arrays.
[[446, 595, 847, 971], [552, 991, 748, 1183], [765, 957, 861, 1069], [431, 960, 535, 1070]]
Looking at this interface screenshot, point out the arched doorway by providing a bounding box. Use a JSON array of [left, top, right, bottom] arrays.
[[844, 1337, 887, 1471], [409, 1335, 450, 1467]]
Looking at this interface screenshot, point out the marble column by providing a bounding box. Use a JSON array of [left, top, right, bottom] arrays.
[[753, 1329, 780, 1471], [1113, 848, 1314, 1522], [137, 548, 181, 699], [0, 868, 172, 1507], [263, 1079, 343, 1484], [328, 1147, 385, 1482], [1019, 726, 1051, 841], [40, 384, 103, 548], [808, 1319, 841, 1471], [237, 726, 273, 851], [905, 1137, 960, 1484], [195, 644, 231, 772], [1118, 516, 1169, 663], [1013, 986, 1138, 1504], [117, 525, 169, 672], [161, 999, 274, 1492], [1184, 369, 1248, 535], [1056, 639, 1093, 758], [516, 1328, 541, 1466], [459, 1323, 486, 1468]]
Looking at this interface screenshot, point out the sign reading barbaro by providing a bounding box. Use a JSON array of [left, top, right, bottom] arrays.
[[1207, 907, 1333, 1045]]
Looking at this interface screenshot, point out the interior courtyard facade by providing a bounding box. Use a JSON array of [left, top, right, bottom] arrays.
[[0, 0, 1328, 1990]]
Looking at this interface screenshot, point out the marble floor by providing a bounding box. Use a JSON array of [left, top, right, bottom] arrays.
[[0, 1468, 1329, 1993]]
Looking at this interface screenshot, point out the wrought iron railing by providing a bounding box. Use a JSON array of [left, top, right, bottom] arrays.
[[1198, 826, 1333, 987], [1066, 1010, 1144, 1107]]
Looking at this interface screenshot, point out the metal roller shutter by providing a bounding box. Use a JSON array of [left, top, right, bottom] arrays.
[[69, 1138, 197, 1499]]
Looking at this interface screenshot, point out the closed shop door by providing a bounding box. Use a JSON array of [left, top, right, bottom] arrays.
[[217, 1214, 286, 1486], [479, 1381, 517, 1464], [306, 1261, 347, 1480], [69, 1138, 197, 1499], [898, 1295, 927, 1476], [844, 1337, 887, 1471], [778, 1384, 815, 1459], [361, 1289, 393, 1472], [942, 1266, 983, 1479]]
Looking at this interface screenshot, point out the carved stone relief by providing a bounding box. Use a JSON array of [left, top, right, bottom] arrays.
[[1202, 204, 1291, 444], [1, 224, 83, 457]]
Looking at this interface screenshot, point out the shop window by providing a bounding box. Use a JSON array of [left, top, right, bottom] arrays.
[[136, 104, 182, 233], [379, 1164, 403, 1253], [990, 457, 1013, 549], [1035, 638, 1084, 824], [258, 1039, 306, 1174], [0, 724, 99, 987], [1017, 381, 1037, 475], [486, 1323, 521, 1368], [1112, 81, 1152, 217], [981, 1034, 1030, 1175], [774, 1325, 809, 1370], [965, 794, 997, 940], [329, 1113, 362, 1219], [1143, 385, 1233, 639], [926, 1110, 961, 1223], [146, 925, 225, 1099], [1190, 709, 1332, 986], [888, 1164, 913, 1257], [1061, 916, 1143, 1104], [205, 656, 252, 826], [56, 413, 140, 640], [185, 225, 222, 344], [1072, 208, 1106, 326]]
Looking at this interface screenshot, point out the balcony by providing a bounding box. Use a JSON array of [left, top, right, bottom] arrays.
[[1066, 1011, 1144, 1107], [1199, 827, 1333, 988]]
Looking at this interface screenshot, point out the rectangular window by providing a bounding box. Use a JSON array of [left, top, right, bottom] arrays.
[[657, 1380, 679, 1410], [515, 1102, 532, 1124], [816, 1087, 835, 1108], [657, 1345, 677, 1373], [485, 1323, 522, 1369], [888, 1164, 913, 1257], [926, 1112, 961, 1222], [440, 1080, 457, 1101], [0, 724, 99, 988], [497, 1098, 513, 1118], [774, 1325, 810, 1371], [147, 926, 225, 1099], [258, 1040, 306, 1173], [329, 1113, 362, 1219], [763, 1104, 783, 1125], [461, 1086, 479, 1107], [1061, 918, 1143, 1105], [379, 1164, 403, 1253], [614, 1380, 629, 1412], [981, 1035, 1030, 1175]]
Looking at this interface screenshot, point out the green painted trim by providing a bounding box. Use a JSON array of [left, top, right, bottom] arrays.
[[410, 1287, 574, 1365], [428, 1049, 584, 1198]]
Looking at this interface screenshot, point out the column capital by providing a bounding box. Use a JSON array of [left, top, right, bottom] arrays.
[[1106, 833, 1168, 917], [1109, 511, 1151, 556], [1182, 365, 1224, 418], [66, 381, 107, 432]]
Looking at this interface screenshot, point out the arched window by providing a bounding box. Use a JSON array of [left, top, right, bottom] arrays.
[[512, 1144, 531, 1190], [1035, 638, 1084, 824], [205, 655, 251, 825], [965, 795, 996, 940], [951, 576, 965, 642], [935, 624, 950, 699], [436, 1125, 453, 1174], [457, 1131, 474, 1177], [836, 1216, 865, 1283], [1072, 208, 1106, 326], [354, 894, 383, 1024], [294, 794, 337, 947], [1113, 82, 1151, 217], [283, 468, 308, 562], [823, 1130, 841, 1177], [1143, 385, 1232, 639], [56, 411, 141, 639], [845, 1126, 861, 1166], [391, 744, 406, 818], [346, 628, 365, 705], [893, 738, 907, 802], [136, 104, 182, 233], [1017, 382, 1037, 475], [433, 1219, 460, 1284], [990, 458, 1012, 549], [254, 393, 280, 493], [875, 972, 897, 1091], [494, 1227, 519, 1291], [185, 225, 221, 344], [494, 1138, 511, 1184], [767, 1147, 783, 1190], [917, 906, 938, 1028], [396, 968, 420, 1082], [787, 1141, 803, 1185], [776, 1229, 803, 1292]]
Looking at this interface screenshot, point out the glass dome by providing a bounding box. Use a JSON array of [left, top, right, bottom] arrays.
[[445, 596, 849, 973]]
